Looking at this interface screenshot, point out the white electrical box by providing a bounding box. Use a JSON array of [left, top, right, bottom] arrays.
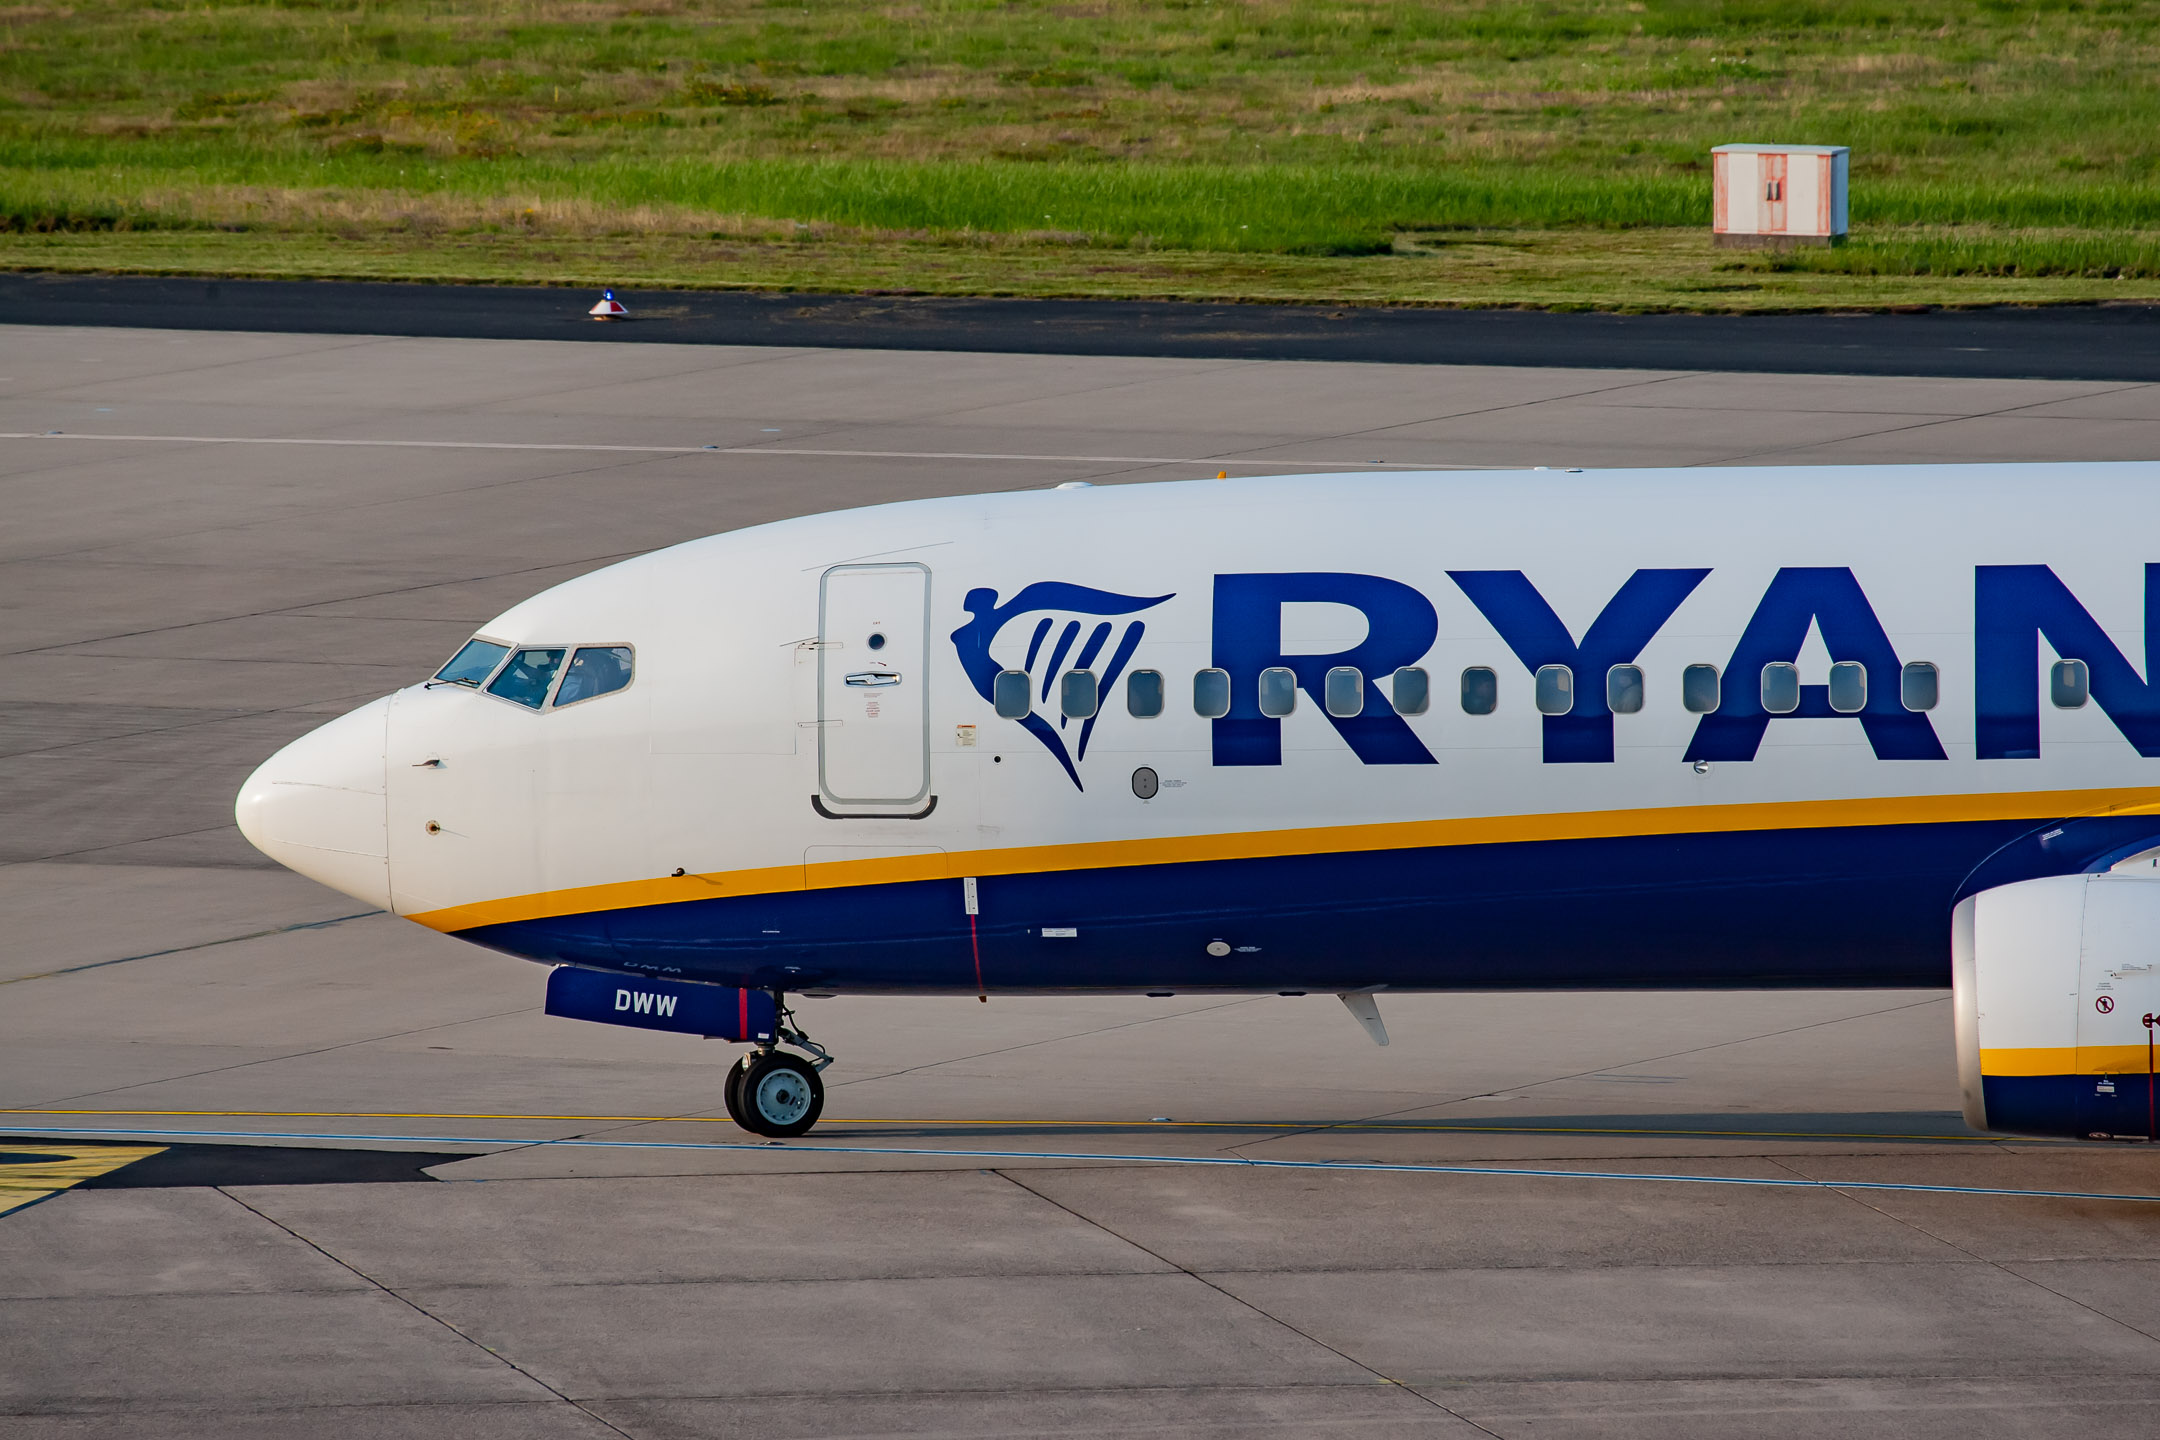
[[1712, 144, 1848, 247]]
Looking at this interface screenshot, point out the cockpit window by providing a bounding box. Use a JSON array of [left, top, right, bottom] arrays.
[[434, 639, 510, 689], [487, 648, 566, 709], [554, 646, 635, 707]]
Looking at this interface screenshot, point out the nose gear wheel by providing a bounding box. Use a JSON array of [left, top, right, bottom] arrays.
[[734, 1050, 824, 1137], [725, 991, 831, 1138]]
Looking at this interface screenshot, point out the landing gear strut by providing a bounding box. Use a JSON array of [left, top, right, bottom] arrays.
[[724, 992, 832, 1138]]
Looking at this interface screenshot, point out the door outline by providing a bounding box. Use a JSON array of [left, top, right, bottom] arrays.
[[817, 561, 933, 807], [1760, 153, 1788, 234]]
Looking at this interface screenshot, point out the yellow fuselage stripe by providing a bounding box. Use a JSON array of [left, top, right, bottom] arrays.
[[406, 784, 2160, 933]]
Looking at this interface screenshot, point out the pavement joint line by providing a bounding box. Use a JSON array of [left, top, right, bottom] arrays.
[[6, 1127, 2151, 1203], [0, 431, 1476, 469], [0, 911, 383, 985], [214, 1187, 641, 1438], [0, 1108, 2001, 1142]]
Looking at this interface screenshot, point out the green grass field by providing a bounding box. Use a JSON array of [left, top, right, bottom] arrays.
[[4, 0, 2159, 308]]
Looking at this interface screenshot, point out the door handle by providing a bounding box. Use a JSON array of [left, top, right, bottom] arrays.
[[844, 671, 901, 688]]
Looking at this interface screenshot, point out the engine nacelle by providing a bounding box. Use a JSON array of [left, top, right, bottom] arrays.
[[1955, 871, 2160, 1139]]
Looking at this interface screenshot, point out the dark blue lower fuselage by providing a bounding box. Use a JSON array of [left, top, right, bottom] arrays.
[[458, 811, 2160, 994]]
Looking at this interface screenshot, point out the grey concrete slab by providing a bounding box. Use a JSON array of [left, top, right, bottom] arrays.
[[0, 652, 408, 712], [1006, 1167, 1967, 1274], [0, 917, 521, 1056], [0, 1040, 279, 1110], [2004, 1259, 2160, 1337], [1428, 1377, 2160, 1440], [14, 332, 736, 410], [285, 561, 627, 624], [595, 1387, 1486, 1438], [1757, 413, 2160, 465], [892, 362, 1681, 436], [0, 1402, 621, 1440], [1573, 370, 2135, 417], [0, 557, 444, 654], [0, 446, 608, 564], [0, 862, 361, 982], [0, 1289, 553, 1410], [1775, 1152, 2160, 1261], [2011, 386, 2160, 421], [413, 1272, 1370, 1399], [1208, 1262, 2160, 1383], [0, 328, 359, 396], [501, 347, 1244, 424], [1330, 401, 1939, 465], [242, 1170, 1171, 1287], [0, 1187, 369, 1299], [57, 614, 476, 669]]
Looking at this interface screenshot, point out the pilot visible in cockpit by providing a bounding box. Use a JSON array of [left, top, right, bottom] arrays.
[[554, 645, 635, 706]]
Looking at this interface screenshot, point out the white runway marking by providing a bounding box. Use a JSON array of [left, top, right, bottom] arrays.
[[0, 430, 1464, 469], [9, 1126, 2154, 1205]]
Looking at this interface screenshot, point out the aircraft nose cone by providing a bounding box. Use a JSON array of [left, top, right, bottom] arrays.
[[235, 696, 391, 910]]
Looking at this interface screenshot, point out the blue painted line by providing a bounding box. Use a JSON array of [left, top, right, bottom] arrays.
[[6, 1125, 2158, 1205]]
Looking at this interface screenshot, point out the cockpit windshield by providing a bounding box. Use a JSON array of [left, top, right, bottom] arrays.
[[434, 639, 510, 688], [555, 646, 635, 706], [487, 648, 567, 709]]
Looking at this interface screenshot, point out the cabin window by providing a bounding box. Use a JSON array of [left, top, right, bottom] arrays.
[[554, 646, 634, 707], [1258, 666, 1297, 717], [487, 648, 566, 710], [1060, 669, 1099, 720], [1193, 668, 1231, 719], [1828, 660, 1866, 714], [434, 638, 509, 689], [1760, 661, 1801, 715], [1461, 667, 1498, 716], [1390, 666, 1430, 716], [1127, 669, 1164, 717], [1325, 666, 1363, 717], [1535, 664, 1574, 716], [1682, 663, 1721, 714], [994, 669, 1031, 719], [1607, 664, 1644, 715], [1901, 661, 1939, 713], [2052, 658, 2090, 709]]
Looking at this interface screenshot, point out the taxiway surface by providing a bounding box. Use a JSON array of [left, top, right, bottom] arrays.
[[4, 325, 2160, 1437]]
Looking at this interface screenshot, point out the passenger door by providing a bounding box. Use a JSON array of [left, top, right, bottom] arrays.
[[818, 563, 931, 808]]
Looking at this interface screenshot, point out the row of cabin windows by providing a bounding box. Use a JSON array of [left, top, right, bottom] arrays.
[[991, 660, 2001, 722]]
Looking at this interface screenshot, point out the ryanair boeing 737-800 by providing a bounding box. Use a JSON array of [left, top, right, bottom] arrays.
[[236, 464, 2160, 1140]]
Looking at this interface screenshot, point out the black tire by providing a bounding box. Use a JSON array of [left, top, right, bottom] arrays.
[[735, 1051, 824, 1138], [722, 1053, 752, 1128]]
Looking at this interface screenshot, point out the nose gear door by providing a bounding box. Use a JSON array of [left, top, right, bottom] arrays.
[[818, 563, 931, 808]]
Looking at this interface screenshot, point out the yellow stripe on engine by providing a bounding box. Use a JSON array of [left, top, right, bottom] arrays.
[[406, 783, 2160, 934], [1981, 1045, 2160, 1077]]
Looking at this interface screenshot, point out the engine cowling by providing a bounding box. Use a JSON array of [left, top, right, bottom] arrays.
[[1954, 871, 2160, 1139]]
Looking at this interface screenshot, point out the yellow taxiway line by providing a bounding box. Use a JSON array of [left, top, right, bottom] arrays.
[[0, 1108, 1999, 1144]]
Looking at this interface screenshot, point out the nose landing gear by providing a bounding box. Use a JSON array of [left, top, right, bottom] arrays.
[[723, 992, 832, 1138]]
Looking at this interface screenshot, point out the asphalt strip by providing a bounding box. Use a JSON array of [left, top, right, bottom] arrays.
[[4, 272, 2160, 380], [7, 1127, 2157, 1204]]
